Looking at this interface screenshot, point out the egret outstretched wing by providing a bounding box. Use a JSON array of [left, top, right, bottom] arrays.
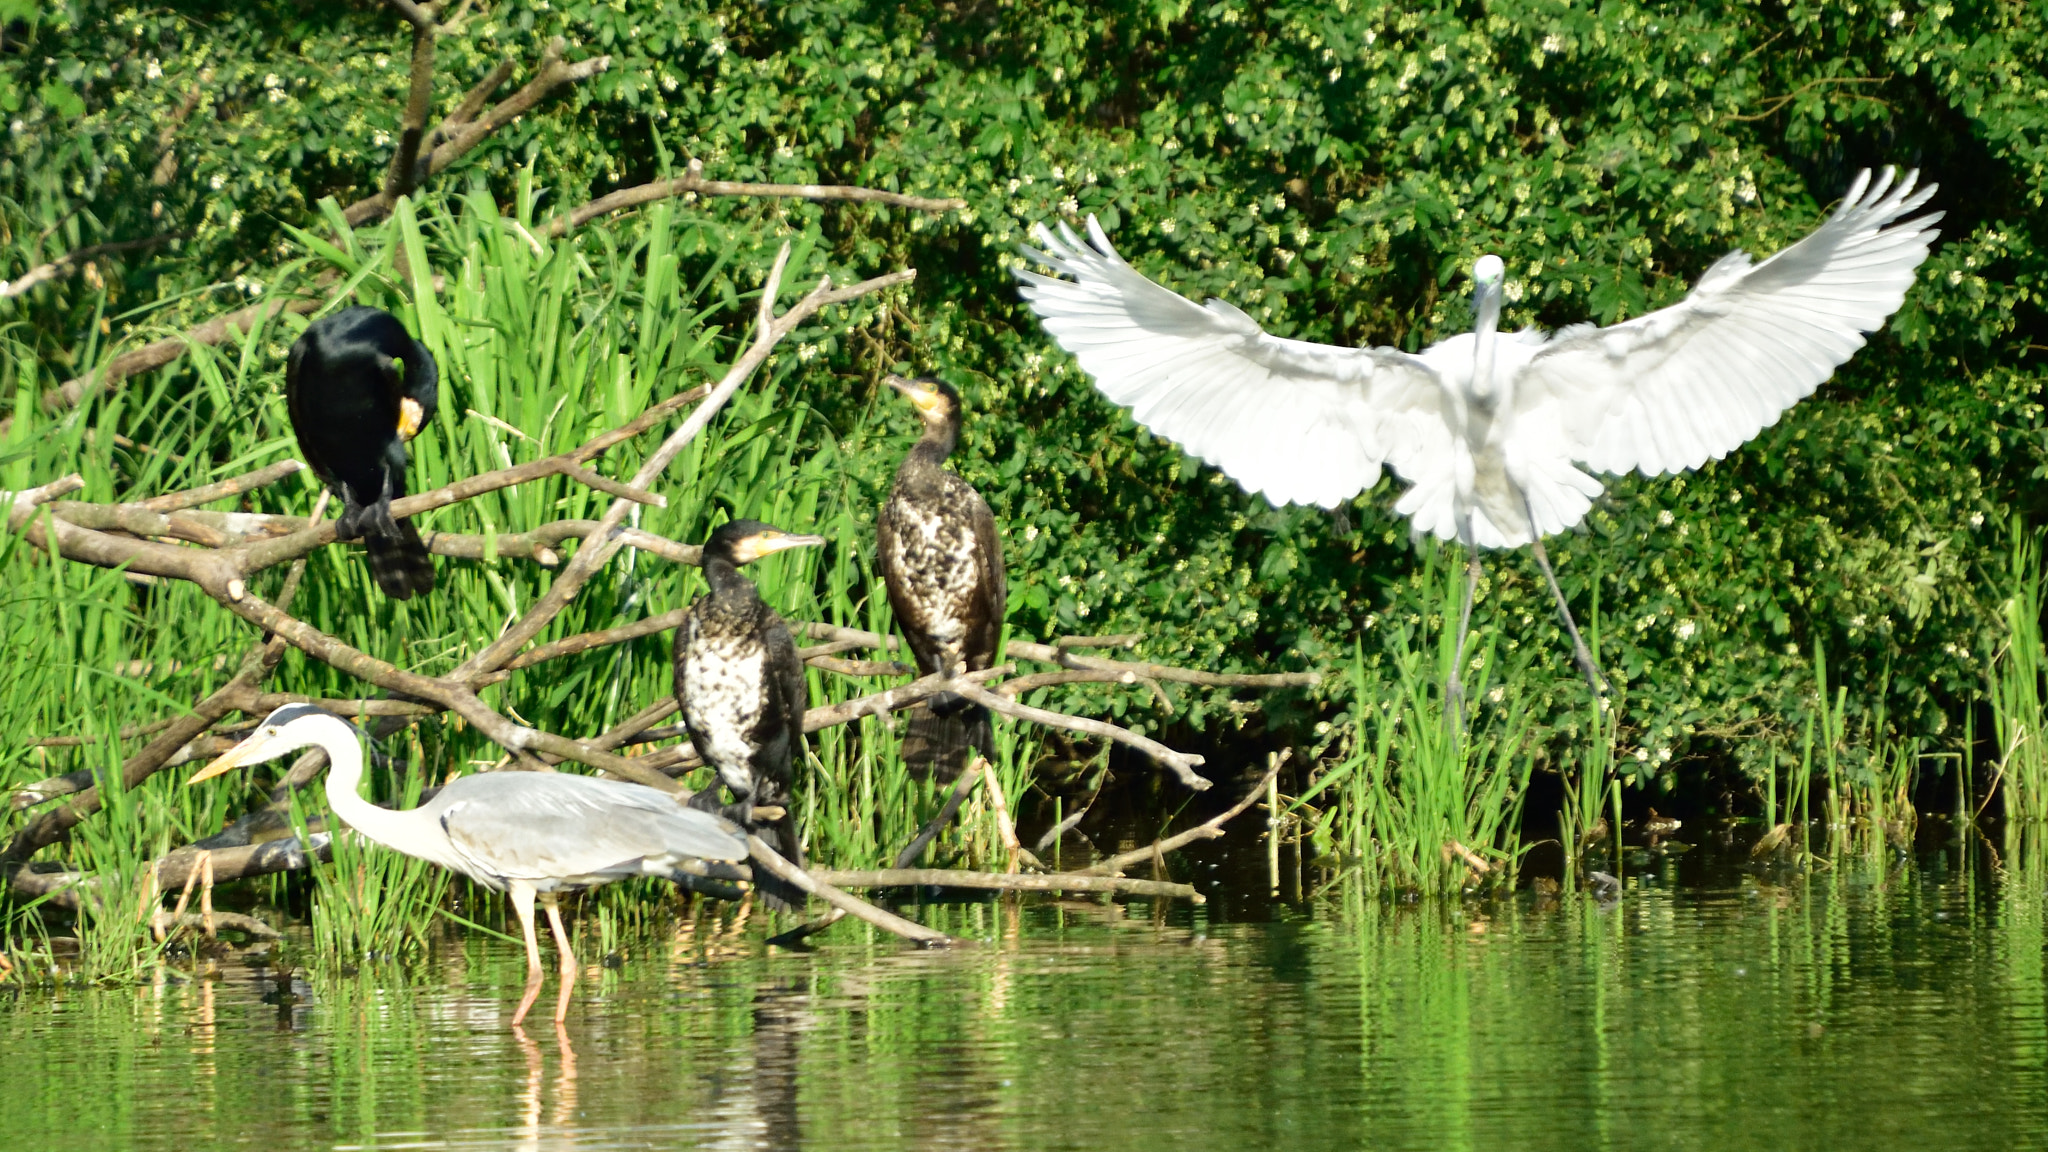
[[1016, 217, 1442, 509], [1522, 167, 1941, 477]]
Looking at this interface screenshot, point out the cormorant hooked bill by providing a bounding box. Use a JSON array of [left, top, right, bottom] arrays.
[[286, 306, 439, 599], [674, 520, 825, 912], [875, 376, 1007, 781]]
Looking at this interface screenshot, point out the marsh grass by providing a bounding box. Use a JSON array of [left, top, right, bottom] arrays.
[[1992, 518, 2048, 822], [1298, 555, 1535, 895], [1, 177, 1056, 973]]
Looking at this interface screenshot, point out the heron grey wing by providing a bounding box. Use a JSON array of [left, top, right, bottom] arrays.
[[1015, 215, 1443, 510], [1522, 167, 1941, 478], [437, 773, 747, 886]]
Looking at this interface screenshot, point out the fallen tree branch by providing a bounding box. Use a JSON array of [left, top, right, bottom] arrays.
[[747, 835, 956, 947], [810, 869, 1200, 902]]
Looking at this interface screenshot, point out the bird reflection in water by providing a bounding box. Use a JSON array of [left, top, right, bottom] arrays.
[[512, 1020, 579, 1150], [752, 987, 805, 1152]]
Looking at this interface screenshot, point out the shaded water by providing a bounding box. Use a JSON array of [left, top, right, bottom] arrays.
[[7, 832, 2048, 1151]]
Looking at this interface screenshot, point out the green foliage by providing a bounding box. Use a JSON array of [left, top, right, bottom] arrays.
[[4, 0, 2048, 803]]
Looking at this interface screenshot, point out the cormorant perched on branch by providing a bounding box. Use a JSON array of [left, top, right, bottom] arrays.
[[876, 376, 1006, 781], [286, 306, 439, 599], [674, 519, 824, 912]]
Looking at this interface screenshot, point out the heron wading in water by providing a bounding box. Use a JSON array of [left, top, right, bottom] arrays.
[[190, 704, 750, 1026], [1017, 168, 1940, 705]]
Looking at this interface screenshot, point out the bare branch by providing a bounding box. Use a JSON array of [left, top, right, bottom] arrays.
[[140, 459, 305, 512], [455, 259, 915, 677], [1079, 753, 1288, 876], [546, 158, 964, 238], [1, 233, 183, 300], [747, 835, 956, 947], [810, 869, 1200, 902], [43, 294, 323, 414], [952, 683, 1209, 790]]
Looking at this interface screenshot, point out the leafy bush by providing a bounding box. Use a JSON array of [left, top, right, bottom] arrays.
[[6, 0, 2047, 796]]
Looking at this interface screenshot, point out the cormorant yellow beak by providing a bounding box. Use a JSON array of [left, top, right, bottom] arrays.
[[187, 728, 276, 784], [733, 531, 828, 564], [886, 375, 947, 419], [397, 396, 426, 441]]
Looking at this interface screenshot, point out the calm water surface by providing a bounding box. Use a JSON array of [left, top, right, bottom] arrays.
[[6, 837, 2048, 1151]]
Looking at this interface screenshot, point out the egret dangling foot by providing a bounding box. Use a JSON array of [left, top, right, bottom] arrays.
[[1446, 528, 1484, 730]]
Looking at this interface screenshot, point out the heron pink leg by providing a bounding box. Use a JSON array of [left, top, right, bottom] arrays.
[[543, 895, 577, 1024], [510, 881, 546, 1027]]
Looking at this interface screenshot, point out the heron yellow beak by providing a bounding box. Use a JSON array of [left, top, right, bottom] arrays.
[[886, 375, 947, 419], [397, 396, 426, 441], [187, 733, 268, 784]]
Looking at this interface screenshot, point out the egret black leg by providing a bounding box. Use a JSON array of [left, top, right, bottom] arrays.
[[1526, 532, 1609, 695], [1447, 519, 1483, 731]]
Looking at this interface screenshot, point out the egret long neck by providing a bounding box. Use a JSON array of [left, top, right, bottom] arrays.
[[1471, 285, 1503, 401], [312, 715, 431, 853]]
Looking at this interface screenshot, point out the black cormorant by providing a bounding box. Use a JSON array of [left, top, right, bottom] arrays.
[[286, 306, 439, 599], [875, 376, 1007, 780], [674, 519, 824, 911]]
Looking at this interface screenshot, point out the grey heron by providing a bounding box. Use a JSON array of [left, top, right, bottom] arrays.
[[674, 520, 824, 912], [189, 703, 750, 1025], [1016, 167, 1940, 701]]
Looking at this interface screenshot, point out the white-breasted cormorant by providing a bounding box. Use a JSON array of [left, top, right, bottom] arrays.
[[674, 519, 824, 911], [876, 377, 1007, 780], [286, 306, 439, 599]]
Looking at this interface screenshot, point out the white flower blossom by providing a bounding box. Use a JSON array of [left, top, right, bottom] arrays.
[[1658, 509, 1674, 526], [1542, 34, 1564, 53], [1676, 619, 1696, 640]]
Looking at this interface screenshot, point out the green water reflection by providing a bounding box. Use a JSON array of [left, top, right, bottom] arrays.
[[6, 845, 2048, 1151]]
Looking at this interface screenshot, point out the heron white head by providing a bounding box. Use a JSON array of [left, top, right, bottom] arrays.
[[1472, 254, 1506, 285], [188, 704, 351, 783]]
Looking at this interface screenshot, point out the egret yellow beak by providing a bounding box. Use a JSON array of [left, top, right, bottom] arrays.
[[397, 396, 426, 441], [187, 734, 268, 784], [886, 375, 947, 419]]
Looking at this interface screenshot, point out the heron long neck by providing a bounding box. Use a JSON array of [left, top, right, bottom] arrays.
[[312, 715, 429, 852], [1472, 285, 1503, 400]]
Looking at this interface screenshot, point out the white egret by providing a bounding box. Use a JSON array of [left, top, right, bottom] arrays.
[[190, 704, 751, 1025], [1015, 168, 1940, 698]]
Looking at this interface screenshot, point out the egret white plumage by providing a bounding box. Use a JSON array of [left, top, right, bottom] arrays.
[[189, 704, 750, 1025], [1016, 167, 1940, 698]]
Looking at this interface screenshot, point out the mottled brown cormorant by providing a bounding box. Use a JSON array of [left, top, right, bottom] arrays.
[[286, 306, 439, 599], [876, 376, 1006, 780], [674, 519, 824, 912]]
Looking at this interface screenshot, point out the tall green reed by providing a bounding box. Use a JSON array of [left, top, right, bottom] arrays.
[[1298, 554, 1534, 895], [1992, 516, 2048, 822]]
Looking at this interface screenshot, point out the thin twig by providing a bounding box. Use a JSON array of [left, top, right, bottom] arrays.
[[893, 768, 985, 868], [1080, 752, 1289, 876], [546, 157, 963, 237], [950, 682, 1209, 791]]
